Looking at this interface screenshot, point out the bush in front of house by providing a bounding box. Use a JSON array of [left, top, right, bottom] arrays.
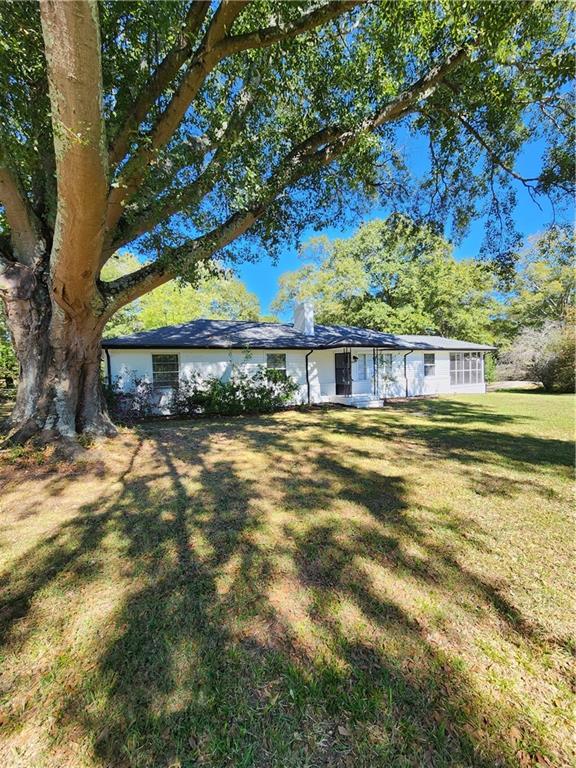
[[173, 367, 299, 416], [103, 376, 156, 422], [105, 366, 299, 421]]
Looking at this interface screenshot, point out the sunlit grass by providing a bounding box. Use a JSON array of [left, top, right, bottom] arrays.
[[0, 392, 574, 767]]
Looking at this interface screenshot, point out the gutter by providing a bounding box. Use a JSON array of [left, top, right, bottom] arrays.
[[403, 350, 413, 398], [305, 349, 314, 404], [104, 348, 112, 388]]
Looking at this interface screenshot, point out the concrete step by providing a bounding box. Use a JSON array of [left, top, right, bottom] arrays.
[[320, 394, 385, 408]]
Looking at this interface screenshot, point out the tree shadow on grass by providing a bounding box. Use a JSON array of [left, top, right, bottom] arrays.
[[317, 404, 573, 476], [53, 464, 511, 767], [0, 438, 147, 644], [0, 400, 571, 767], [382, 396, 532, 425], [491, 387, 566, 396]]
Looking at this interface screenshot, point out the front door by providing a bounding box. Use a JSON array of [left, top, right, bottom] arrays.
[[335, 351, 352, 395]]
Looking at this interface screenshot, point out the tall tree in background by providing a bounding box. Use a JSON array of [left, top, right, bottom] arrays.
[[102, 254, 260, 337], [495, 224, 574, 390], [506, 224, 575, 330], [273, 216, 500, 343], [0, 0, 572, 442]]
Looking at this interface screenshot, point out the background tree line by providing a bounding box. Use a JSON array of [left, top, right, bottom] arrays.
[[271, 216, 574, 390], [1, 216, 573, 392]]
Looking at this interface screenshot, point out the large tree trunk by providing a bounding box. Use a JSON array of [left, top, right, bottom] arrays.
[[2, 270, 116, 445]]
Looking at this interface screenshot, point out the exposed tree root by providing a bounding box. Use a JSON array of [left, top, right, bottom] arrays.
[[0, 418, 43, 449], [1, 417, 117, 459], [79, 412, 119, 439]]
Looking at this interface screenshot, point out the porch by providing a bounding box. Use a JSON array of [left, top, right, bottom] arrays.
[[308, 347, 408, 404]]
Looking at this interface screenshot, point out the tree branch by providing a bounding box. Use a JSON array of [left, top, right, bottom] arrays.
[[247, 43, 471, 173], [0, 157, 44, 266], [40, 0, 109, 314], [214, 1, 359, 57], [0, 255, 35, 299], [105, 0, 246, 235], [437, 104, 542, 190], [112, 41, 468, 255], [110, 67, 262, 254], [103, 41, 473, 313], [102, 204, 261, 318], [105, 0, 359, 237], [108, 0, 211, 169], [101, 261, 170, 317]]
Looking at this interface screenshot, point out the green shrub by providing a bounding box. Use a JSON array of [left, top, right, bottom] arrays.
[[545, 330, 575, 393], [0, 338, 18, 390], [173, 367, 299, 416], [106, 366, 299, 421], [104, 374, 157, 422], [483, 353, 497, 383]]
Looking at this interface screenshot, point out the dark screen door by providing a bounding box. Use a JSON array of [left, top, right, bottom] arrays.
[[335, 352, 352, 395]]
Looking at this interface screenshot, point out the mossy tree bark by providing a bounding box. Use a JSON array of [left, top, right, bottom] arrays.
[[1, 263, 115, 442]]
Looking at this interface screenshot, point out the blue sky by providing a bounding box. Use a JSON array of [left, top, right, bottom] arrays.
[[235, 132, 570, 318], [237, 186, 560, 318]]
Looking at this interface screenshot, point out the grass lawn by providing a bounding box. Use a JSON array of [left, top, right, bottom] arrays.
[[0, 392, 574, 768]]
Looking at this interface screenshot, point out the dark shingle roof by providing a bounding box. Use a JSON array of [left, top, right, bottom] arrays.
[[392, 334, 495, 351], [103, 319, 495, 351]]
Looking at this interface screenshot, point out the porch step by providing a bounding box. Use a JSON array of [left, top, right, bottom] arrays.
[[322, 394, 384, 408], [347, 399, 384, 409]]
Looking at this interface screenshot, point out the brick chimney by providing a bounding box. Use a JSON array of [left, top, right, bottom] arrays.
[[293, 302, 314, 335]]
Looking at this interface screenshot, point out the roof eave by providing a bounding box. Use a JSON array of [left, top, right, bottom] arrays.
[[102, 341, 495, 351]]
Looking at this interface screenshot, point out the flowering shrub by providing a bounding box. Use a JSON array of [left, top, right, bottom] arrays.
[[173, 367, 299, 416], [105, 366, 299, 421], [103, 375, 156, 422]]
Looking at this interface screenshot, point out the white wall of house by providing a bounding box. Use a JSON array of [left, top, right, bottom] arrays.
[[107, 348, 310, 404], [403, 351, 485, 397], [108, 349, 154, 389], [106, 346, 485, 404]]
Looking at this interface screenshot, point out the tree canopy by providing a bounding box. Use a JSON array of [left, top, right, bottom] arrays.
[[505, 224, 575, 329], [1, 0, 573, 299], [102, 254, 261, 337], [272, 216, 501, 343]]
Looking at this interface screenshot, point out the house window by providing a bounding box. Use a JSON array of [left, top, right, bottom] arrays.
[[152, 354, 179, 388], [355, 353, 367, 381], [266, 353, 287, 374], [381, 353, 393, 376], [450, 352, 482, 385], [424, 353, 435, 377]]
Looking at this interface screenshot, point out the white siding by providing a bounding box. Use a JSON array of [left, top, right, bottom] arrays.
[[309, 349, 336, 398], [107, 348, 309, 404], [106, 346, 486, 405], [351, 352, 372, 395], [108, 349, 154, 389], [377, 352, 405, 398], [407, 351, 485, 396]]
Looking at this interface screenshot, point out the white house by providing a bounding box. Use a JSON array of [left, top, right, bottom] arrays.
[[102, 303, 494, 408]]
